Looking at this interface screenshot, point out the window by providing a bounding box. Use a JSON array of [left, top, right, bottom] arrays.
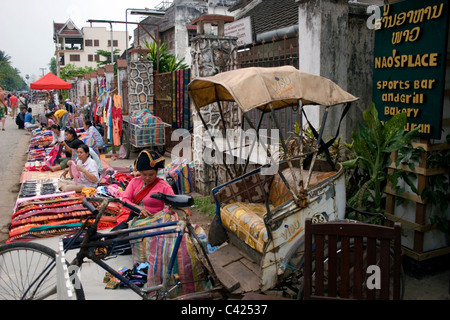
[[88, 55, 93, 62], [108, 40, 119, 47], [94, 40, 100, 47], [70, 54, 80, 62], [188, 30, 197, 46], [95, 54, 100, 62], [85, 39, 93, 47]]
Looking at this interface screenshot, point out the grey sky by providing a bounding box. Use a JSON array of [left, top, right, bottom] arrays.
[[0, 0, 160, 84]]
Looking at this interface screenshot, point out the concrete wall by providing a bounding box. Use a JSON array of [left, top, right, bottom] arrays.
[[298, 0, 375, 143]]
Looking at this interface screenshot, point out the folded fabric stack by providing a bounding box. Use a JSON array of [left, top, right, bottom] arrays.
[[130, 109, 153, 124], [28, 147, 46, 162], [165, 158, 193, 194], [24, 161, 47, 172], [30, 131, 53, 147], [130, 109, 165, 147], [7, 193, 118, 243]]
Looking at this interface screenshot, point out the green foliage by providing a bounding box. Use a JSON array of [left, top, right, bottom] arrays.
[[193, 196, 216, 218], [49, 57, 57, 75], [144, 40, 189, 73], [59, 64, 96, 80], [394, 134, 450, 233], [0, 51, 27, 90], [96, 49, 120, 71], [343, 103, 420, 214]]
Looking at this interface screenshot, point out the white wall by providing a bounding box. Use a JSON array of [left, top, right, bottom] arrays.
[[62, 27, 127, 70]]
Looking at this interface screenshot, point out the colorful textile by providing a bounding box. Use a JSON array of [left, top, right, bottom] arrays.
[[130, 110, 165, 147], [165, 158, 193, 194], [129, 211, 210, 297], [30, 130, 53, 147], [172, 69, 191, 130], [220, 202, 271, 253], [8, 193, 119, 243]]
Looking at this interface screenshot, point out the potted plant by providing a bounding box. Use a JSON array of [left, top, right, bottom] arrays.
[[342, 103, 420, 223]]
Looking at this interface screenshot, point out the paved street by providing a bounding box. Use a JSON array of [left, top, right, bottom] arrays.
[[0, 106, 39, 244]]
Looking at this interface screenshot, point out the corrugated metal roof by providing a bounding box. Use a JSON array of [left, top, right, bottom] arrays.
[[237, 0, 298, 35]]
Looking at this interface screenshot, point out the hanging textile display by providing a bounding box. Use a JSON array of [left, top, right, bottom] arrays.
[[112, 93, 123, 146], [172, 69, 192, 130]]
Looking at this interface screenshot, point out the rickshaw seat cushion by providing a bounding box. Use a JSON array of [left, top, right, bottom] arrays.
[[220, 202, 272, 253], [268, 168, 336, 207]]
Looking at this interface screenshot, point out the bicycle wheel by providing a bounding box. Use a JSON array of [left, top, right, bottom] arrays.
[[298, 240, 405, 300], [186, 224, 218, 287], [0, 242, 84, 300]]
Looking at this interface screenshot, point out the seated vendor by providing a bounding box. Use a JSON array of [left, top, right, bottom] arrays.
[[59, 144, 99, 192], [24, 107, 39, 131], [49, 127, 83, 172], [49, 124, 65, 146], [82, 119, 105, 152], [121, 150, 174, 218]]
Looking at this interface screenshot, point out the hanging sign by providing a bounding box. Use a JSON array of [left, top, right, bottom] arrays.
[[372, 0, 449, 139], [224, 17, 253, 46]]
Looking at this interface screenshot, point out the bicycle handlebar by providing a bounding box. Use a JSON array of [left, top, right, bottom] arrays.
[[121, 201, 141, 214], [82, 193, 193, 217], [82, 198, 99, 215]]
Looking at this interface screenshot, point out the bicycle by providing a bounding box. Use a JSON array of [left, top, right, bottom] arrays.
[[0, 193, 219, 300]]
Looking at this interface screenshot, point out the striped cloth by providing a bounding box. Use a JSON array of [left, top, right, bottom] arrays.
[[165, 158, 193, 194], [130, 109, 165, 147], [129, 209, 210, 297]]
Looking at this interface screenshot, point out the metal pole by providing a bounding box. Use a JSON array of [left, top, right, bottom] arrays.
[[109, 22, 114, 65]]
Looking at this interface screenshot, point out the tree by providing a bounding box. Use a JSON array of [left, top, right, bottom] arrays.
[[96, 49, 120, 70], [59, 64, 96, 80], [49, 57, 57, 75], [144, 40, 188, 73], [0, 50, 27, 91]]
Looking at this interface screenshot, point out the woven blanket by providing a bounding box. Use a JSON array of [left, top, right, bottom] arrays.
[[20, 170, 64, 183], [130, 109, 165, 147], [165, 158, 193, 194], [8, 193, 117, 243], [129, 210, 210, 297]]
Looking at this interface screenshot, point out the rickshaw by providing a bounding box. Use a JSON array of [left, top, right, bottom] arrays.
[[187, 65, 359, 297]]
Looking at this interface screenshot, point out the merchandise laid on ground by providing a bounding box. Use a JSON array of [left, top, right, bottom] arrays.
[[4, 112, 196, 297]]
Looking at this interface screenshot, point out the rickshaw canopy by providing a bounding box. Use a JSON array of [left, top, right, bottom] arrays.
[[188, 66, 358, 112]]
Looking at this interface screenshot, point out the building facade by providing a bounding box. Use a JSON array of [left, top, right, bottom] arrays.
[[53, 19, 127, 76]]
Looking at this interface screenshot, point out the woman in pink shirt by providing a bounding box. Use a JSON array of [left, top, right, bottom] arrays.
[[121, 150, 174, 219]]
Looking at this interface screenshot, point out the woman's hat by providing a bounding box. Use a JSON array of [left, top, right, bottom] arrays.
[[135, 150, 165, 171]]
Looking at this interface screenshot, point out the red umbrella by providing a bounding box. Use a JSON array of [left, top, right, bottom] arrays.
[[30, 72, 72, 90]]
